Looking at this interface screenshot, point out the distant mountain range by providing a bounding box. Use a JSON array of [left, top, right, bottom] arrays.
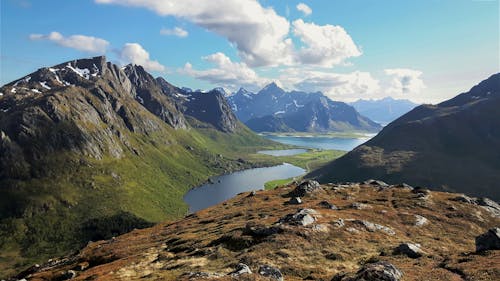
[[227, 83, 381, 133], [350, 97, 419, 125], [308, 73, 500, 200]]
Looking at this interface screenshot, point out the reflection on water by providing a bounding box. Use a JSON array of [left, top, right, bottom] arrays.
[[184, 163, 305, 213]]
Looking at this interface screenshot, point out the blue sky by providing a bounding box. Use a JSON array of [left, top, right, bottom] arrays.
[[1, 0, 498, 103]]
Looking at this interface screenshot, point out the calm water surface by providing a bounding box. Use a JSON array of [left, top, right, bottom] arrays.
[[184, 163, 305, 213], [262, 135, 372, 151], [258, 148, 307, 156]]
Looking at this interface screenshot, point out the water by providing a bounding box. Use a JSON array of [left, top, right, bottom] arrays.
[[262, 135, 372, 151], [258, 148, 307, 156], [184, 163, 305, 213]]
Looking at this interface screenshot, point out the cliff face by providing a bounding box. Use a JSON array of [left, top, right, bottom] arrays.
[[0, 56, 275, 277], [308, 73, 500, 200], [12, 181, 500, 281], [156, 78, 239, 133]]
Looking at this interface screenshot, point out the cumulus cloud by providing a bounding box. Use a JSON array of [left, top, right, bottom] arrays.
[[296, 3, 312, 16], [29, 31, 109, 53], [384, 68, 425, 95], [95, 0, 293, 67], [292, 19, 362, 67], [160, 26, 188, 37], [181, 52, 269, 91], [278, 68, 380, 101], [118, 43, 166, 72]]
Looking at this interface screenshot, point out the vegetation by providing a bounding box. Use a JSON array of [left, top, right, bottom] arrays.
[[251, 149, 345, 190], [0, 125, 285, 278]]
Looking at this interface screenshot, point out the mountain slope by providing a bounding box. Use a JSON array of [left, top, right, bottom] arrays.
[[11, 181, 500, 280], [0, 56, 277, 277], [350, 97, 419, 124], [308, 73, 500, 200], [227, 83, 381, 133]]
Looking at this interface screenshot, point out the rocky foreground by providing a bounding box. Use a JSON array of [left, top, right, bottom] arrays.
[[12, 181, 500, 281]]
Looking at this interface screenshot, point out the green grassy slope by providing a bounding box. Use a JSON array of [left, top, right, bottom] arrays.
[[0, 124, 283, 277]]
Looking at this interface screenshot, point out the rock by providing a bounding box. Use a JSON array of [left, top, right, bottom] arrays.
[[289, 197, 302, 205], [414, 215, 428, 227], [364, 179, 389, 187], [319, 200, 338, 210], [393, 183, 413, 190], [475, 228, 500, 252], [350, 202, 372, 210], [59, 270, 77, 279], [354, 220, 395, 235], [312, 224, 329, 232], [477, 197, 500, 218], [351, 261, 403, 281], [258, 265, 283, 281], [332, 218, 345, 228], [244, 223, 282, 237], [184, 272, 223, 279], [287, 180, 323, 197], [247, 190, 257, 197], [451, 194, 477, 204], [230, 263, 252, 276], [394, 243, 424, 258], [279, 208, 317, 226]]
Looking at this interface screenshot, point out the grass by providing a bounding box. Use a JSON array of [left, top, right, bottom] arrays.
[[252, 149, 345, 190], [0, 124, 285, 278]]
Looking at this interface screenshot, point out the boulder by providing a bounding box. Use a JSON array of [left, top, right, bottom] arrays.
[[258, 265, 283, 281], [394, 243, 424, 258], [244, 223, 282, 237], [289, 197, 302, 205], [230, 263, 252, 276], [475, 228, 500, 252], [414, 215, 428, 227], [351, 261, 403, 281], [287, 180, 323, 197], [477, 198, 500, 218], [319, 200, 338, 210], [364, 179, 389, 188], [279, 209, 317, 226], [393, 183, 413, 190], [350, 202, 372, 210], [354, 220, 395, 235]]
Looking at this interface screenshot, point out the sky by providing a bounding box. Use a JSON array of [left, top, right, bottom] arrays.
[[0, 0, 498, 103]]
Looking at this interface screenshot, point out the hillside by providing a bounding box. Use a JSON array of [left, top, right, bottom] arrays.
[[0, 56, 280, 276], [10, 181, 500, 280], [350, 97, 419, 125], [308, 73, 500, 200], [227, 83, 381, 133]]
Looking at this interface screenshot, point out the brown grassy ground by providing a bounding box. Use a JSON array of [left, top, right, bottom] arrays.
[[13, 182, 500, 281]]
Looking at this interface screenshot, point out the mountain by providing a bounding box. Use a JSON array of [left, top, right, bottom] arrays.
[[227, 83, 381, 133], [308, 73, 500, 200], [0, 56, 276, 276], [350, 97, 419, 125], [155, 78, 237, 133], [11, 181, 500, 280]]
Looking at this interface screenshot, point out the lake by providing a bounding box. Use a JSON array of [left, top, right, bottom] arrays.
[[262, 135, 372, 151], [184, 163, 305, 213], [258, 148, 307, 156]]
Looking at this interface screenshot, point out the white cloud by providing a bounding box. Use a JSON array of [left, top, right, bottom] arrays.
[[292, 19, 362, 67], [181, 52, 269, 91], [95, 0, 293, 67], [384, 68, 425, 95], [296, 3, 312, 16], [29, 31, 109, 53], [278, 68, 380, 102], [160, 26, 188, 37], [118, 43, 166, 72]]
